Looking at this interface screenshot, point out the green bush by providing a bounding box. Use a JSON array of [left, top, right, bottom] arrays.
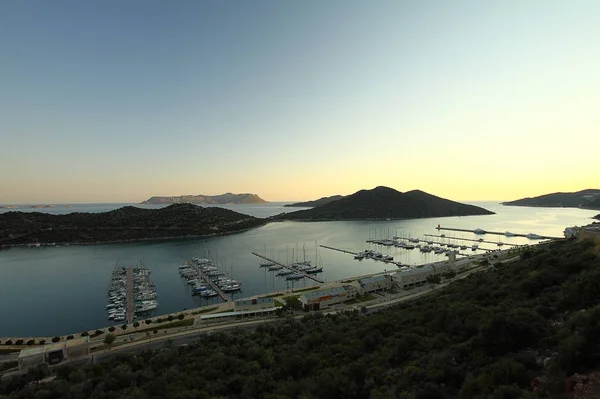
[[95, 330, 104, 336], [177, 314, 185, 320], [133, 322, 140, 328], [168, 315, 174, 322], [26, 340, 35, 346], [5, 340, 13, 345], [39, 339, 46, 345], [108, 326, 116, 332], [66, 335, 74, 340], [15, 339, 24, 345], [51, 337, 60, 343], [145, 319, 152, 326], [80, 331, 89, 337], [103, 333, 116, 345]]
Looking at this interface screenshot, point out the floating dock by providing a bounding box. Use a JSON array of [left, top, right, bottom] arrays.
[[423, 234, 520, 247], [252, 252, 324, 284], [126, 267, 133, 324], [187, 260, 232, 302], [435, 226, 563, 240]]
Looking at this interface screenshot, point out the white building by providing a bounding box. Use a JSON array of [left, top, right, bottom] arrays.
[[234, 297, 275, 312], [18, 337, 90, 371], [564, 227, 579, 239], [353, 275, 394, 295], [299, 285, 357, 311], [395, 265, 433, 288]]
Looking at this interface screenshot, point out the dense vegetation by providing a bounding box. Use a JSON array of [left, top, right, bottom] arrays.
[[4, 237, 600, 398], [275, 186, 494, 220], [0, 204, 265, 246], [141, 193, 268, 205], [283, 195, 345, 208], [503, 189, 600, 210]]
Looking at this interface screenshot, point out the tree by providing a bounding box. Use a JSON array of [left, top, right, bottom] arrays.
[[108, 326, 116, 332], [177, 314, 185, 320], [121, 324, 128, 330], [26, 339, 35, 346], [104, 333, 116, 345], [133, 321, 140, 328], [66, 335, 74, 340], [15, 339, 23, 345], [80, 331, 89, 337], [168, 315, 174, 322], [51, 337, 60, 343], [145, 319, 152, 326], [39, 339, 46, 345]]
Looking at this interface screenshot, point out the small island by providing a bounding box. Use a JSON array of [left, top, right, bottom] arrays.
[[141, 193, 268, 205], [0, 203, 265, 247], [274, 186, 494, 221], [284, 195, 345, 208], [594, 214, 600, 220], [503, 189, 600, 210]]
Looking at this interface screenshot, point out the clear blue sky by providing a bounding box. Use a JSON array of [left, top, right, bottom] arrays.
[[1, 1, 599, 203]]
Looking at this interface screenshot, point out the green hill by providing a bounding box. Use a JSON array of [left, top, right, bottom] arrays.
[[276, 186, 494, 220], [0, 203, 265, 246], [4, 237, 600, 398], [503, 189, 600, 209]]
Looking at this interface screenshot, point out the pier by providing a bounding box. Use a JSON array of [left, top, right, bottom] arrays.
[[424, 234, 520, 247], [251, 252, 325, 284], [435, 226, 563, 240], [321, 245, 403, 265], [187, 260, 232, 303], [125, 267, 133, 324]]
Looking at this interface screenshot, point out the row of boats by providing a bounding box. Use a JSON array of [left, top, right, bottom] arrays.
[[105, 263, 158, 322], [179, 257, 242, 298], [259, 258, 323, 281]]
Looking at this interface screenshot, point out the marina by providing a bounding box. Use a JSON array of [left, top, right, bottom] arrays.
[[422, 234, 520, 247], [178, 257, 241, 302], [252, 251, 325, 284], [106, 262, 158, 324], [435, 226, 563, 240], [0, 201, 595, 337]]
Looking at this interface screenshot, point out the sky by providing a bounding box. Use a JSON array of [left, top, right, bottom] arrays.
[[1, 1, 599, 204]]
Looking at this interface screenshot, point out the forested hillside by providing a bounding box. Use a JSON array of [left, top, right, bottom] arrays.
[[3, 237, 600, 398]]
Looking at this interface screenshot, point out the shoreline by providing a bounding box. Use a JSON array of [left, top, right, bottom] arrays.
[[0, 222, 268, 250]]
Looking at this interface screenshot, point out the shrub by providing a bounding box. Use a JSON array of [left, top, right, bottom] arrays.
[[145, 319, 152, 326], [108, 326, 116, 333], [39, 340, 46, 345], [103, 333, 116, 345], [15, 339, 24, 345], [168, 315, 174, 322], [133, 322, 140, 328], [177, 314, 185, 320], [95, 330, 104, 336], [5, 340, 13, 345], [51, 337, 60, 343], [121, 324, 128, 330], [80, 331, 89, 337], [66, 335, 74, 340], [26, 340, 35, 346], [153, 329, 158, 334], [156, 318, 163, 323]]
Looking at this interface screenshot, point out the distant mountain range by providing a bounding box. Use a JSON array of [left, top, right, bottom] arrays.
[[274, 186, 494, 221], [502, 189, 600, 210], [284, 195, 345, 208], [141, 193, 268, 205]]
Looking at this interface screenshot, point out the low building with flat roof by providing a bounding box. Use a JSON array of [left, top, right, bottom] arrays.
[[299, 285, 357, 311], [18, 337, 89, 371], [353, 274, 393, 295], [234, 297, 275, 312]]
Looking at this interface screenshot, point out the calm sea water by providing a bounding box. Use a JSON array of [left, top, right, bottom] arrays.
[[0, 202, 596, 337]]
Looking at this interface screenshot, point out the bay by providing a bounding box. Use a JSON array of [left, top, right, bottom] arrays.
[[0, 202, 596, 337]]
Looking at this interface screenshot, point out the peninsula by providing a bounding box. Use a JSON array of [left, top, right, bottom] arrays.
[[0, 204, 265, 246], [503, 189, 600, 210], [141, 193, 268, 205], [284, 195, 345, 208], [274, 186, 494, 221]]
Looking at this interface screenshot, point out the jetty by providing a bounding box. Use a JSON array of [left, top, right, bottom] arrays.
[[251, 252, 324, 284], [125, 267, 133, 324], [424, 234, 520, 247], [187, 260, 231, 302], [435, 226, 562, 240]]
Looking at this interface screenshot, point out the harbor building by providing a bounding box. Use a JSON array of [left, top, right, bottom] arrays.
[[352, 275, 394, 295], [18, 337, 90, 371], [299, 285, 357, 311], [395, 265, 433, 288], [234, 297, 275, 312]]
